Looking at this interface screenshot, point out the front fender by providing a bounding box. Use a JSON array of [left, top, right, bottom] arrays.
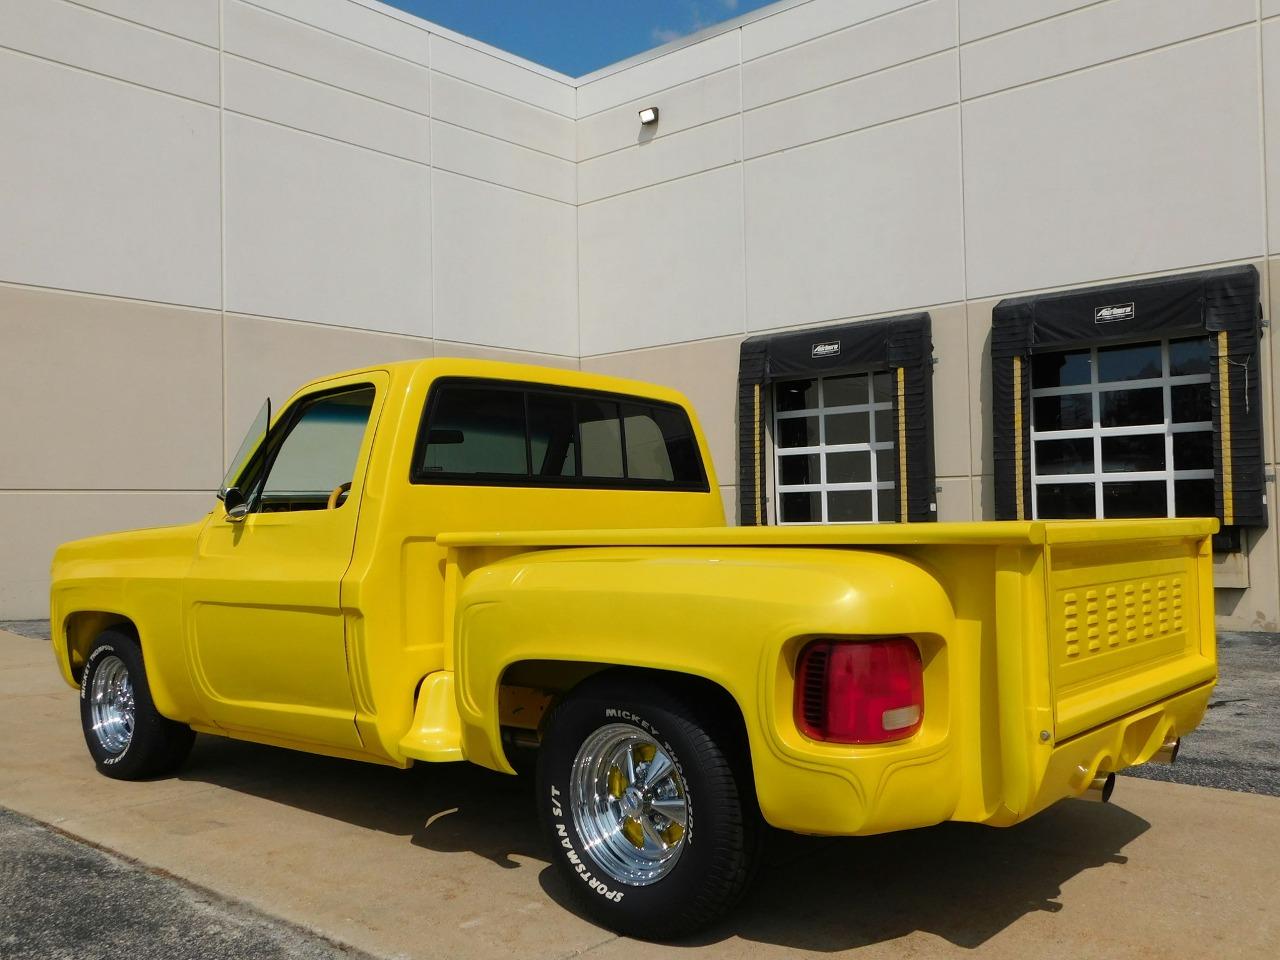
[[453, 546, 957, 833]]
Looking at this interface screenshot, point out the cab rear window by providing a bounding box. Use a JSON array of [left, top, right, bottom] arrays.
[[412, 380, 708, 491]]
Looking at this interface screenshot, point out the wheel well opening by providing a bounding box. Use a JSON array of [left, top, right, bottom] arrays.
[[64, 612, 137, 682], [497, 661, 754, 786]]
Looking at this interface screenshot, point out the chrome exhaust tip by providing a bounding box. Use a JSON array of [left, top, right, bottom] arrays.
[[1150, 738, 1180, 765], [1080, 772, 1116, 803]]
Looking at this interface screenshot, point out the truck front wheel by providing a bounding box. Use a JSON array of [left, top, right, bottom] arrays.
[[79, 629, 195, 780], [537, 676, 758, 939]]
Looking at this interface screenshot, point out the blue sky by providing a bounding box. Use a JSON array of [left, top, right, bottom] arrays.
[[382, 0, 779, 77]]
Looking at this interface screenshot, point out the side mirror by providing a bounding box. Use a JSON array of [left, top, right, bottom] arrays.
[[223, 486, 249, 522]]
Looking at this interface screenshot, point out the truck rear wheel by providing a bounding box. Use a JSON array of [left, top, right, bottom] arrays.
[[79, 629, 195, 780], [537, 676, 758, 940]]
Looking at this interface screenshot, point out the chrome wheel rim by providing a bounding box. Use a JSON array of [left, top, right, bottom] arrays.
[[569, 722, 688, 886], [89, 655, 135, 754]]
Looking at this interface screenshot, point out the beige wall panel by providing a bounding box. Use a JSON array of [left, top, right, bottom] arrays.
[[973, 474, 995, 520], [963, 30, 1264, 299], [0, 286, 222, 490], [579, 166, 746, 355], [719, 486, 736, 525], [223, 1, 430, 113], [430, 121, 575, 204], [223, 314, 431, 452], [577, 67, 740, 162], [0, 492, 211, 619], [743, 0, 920, 61], [936, 477, 974, 522], [928, 304, 972, 478], [1215, 519, 1280, 631], [578, 31, 739, 117], [743, 0, 954, 110], [245, 0, 431, 66], [1, 0, 218, 104], [961, 0, 1254, 100], [745, 51, 956, 159], [1267, 0, 1280, 19], [224, 57, 430, 163], [68, 0, 218, 46], [223, 114, 431, 336], [580, 335, 743, 485], [578, 116, 741, 204], [431, 171, 578, 356], [959, 0, 1098, 43], [431, 72, 574, 160], [429, 34, 575, 116], [745, 108, 965, 333], [0, 51, 220, 307], [1263, 22, 1280, 255], [433, 341, 578, 370], [966, 299, 997, 482]]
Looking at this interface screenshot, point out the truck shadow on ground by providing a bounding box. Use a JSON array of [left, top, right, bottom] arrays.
[[179, 735, 1149, 952]]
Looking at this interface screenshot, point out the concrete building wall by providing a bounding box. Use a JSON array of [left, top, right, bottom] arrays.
[[4, 0, 1280, 628], [0, 0, 578, 615]]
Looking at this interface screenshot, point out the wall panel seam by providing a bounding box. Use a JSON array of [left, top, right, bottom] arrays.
[[960, 21, 1257, 105], [431, 115, 575, 163], [427, 65, 574, 118], [580, 107, 741, 164], [225, 108, 429, 166], [430, 163, 575, 206], [60, 0, 219, 49], [745, 43, 955, 113], [0, 280, 221, 314], [221, 50, 429, 116], [744, 101, 956, 164], [576, 64, 741, 121], [0, 42, 219, 109], [741, 0, 937, 67], [576, 159, 742, 208], [238, 0, 431, 69]]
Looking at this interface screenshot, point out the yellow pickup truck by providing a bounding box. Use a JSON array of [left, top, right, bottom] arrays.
[[50, 359, 1216, 938]]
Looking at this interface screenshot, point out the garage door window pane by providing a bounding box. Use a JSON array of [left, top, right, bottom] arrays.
[[1032, 349, 1091, 388], [1100, 388, 1163, 427], [1098, 342, 1160, 381], [1036, 483, 1095, 519], [1101, 435, 1165, 473], [780, 491, 821, 523], [1104, 480, 1166, 518]]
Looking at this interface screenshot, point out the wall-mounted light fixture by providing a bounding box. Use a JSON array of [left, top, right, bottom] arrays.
[[638, 106, 659, 125]]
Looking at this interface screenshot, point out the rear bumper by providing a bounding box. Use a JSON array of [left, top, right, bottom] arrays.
[[751, 680, 1214, 836], [1002, 679, 1215, 825]]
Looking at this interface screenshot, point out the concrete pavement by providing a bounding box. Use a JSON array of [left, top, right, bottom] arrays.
[[2, 628, 1279, 959]]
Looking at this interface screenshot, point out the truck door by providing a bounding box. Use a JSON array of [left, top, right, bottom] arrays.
[[183, 372, 386, 750]]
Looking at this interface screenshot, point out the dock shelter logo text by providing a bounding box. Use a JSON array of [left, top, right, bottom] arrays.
[[1094, 302, 1135, 324]]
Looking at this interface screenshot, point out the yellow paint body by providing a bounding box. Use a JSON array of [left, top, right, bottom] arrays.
[[49, 359, 1218, 836]]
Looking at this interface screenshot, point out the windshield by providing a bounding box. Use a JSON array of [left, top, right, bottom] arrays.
[[219, 398, 270, 499]]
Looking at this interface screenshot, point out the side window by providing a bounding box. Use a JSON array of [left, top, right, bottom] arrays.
[[528, 393, 577, 477], [256, 386, 375, 512], [419, 386, 527, 477], [577, 398, 624, 479]]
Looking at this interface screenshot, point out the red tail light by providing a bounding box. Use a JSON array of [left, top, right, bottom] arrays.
[[794, 637, 923, 744]]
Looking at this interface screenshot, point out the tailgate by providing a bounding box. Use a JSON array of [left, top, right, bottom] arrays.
[[1043, 523, 1216, 739]]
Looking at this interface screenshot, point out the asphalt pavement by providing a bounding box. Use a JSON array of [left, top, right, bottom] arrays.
[[0, 809, 370, 960]]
